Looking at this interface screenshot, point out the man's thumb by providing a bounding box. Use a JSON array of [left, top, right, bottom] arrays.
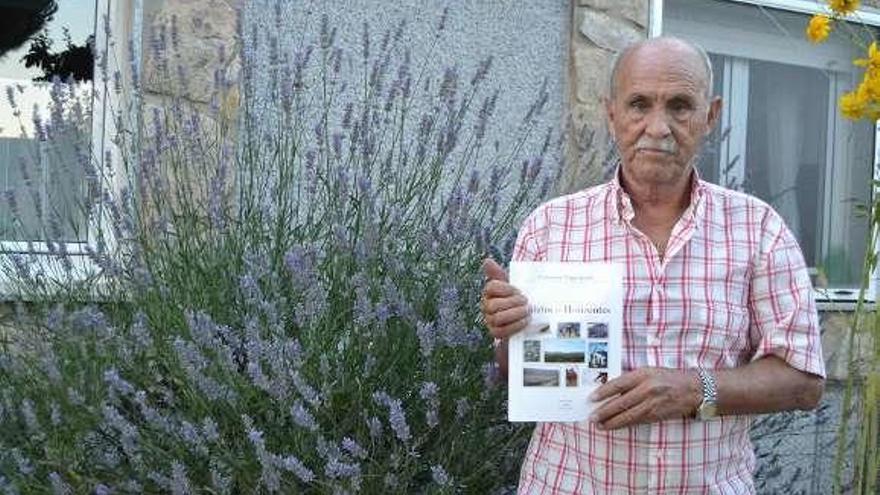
[[482, 258, 508, 282]]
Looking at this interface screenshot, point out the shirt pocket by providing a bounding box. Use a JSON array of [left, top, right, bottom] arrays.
[[682, 301, 751, 368]]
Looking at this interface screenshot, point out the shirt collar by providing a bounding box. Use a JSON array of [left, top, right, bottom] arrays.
[[609, 165, 705, 226]]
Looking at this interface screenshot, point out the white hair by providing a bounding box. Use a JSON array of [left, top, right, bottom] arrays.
[[608, 37, 714, 100]]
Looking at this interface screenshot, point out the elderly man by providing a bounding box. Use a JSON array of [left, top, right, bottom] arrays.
[[481, 37, 825, 494]]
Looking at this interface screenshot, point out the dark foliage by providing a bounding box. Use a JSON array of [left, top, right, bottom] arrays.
[[0, 0, 57, 57]]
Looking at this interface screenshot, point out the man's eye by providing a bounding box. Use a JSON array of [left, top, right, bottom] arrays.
[[629, 99, 648, 110], [670, 100, 692, 114]]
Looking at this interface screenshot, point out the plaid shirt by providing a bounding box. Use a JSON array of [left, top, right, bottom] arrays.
[[511, 172, 825, 495]]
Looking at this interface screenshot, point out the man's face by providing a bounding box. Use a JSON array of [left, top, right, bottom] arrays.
[[606, 44, 721, 187]]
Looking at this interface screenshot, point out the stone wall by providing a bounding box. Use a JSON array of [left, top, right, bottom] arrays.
[[137, 0, 242, 223], [142, 0, 241, 117]]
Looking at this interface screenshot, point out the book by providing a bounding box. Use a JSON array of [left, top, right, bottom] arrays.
[[507, 261, 623, 422]]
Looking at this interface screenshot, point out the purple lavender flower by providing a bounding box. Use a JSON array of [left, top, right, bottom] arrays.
[[104, 368, 136, 399], [438, 66, 459, 107], [431, 464, 452, 487], [437, 283, 465, 347], [471, 55, 494, 86], [170, 461, 191, 495], [420, 382, 440, 428], [290, 400, 318, 431], [341, 437, 367, 460], [4, 191, 22, 234], [129, 311, 153, 352], [455, 398, 471, 419], [316, 435, 341, 461], [66, 388, 84, 406], [101, 405, 141, 466], [416, 321, 436, 358], [437, 7, 449, 32], [374, 303, 391, 326], [291, 370, 321, 407], [134, 391, 173, 434], [179, 420, 208, 456], [372, 391, 411, 442], [331, 132, 343, 158], [280, 455, 315, 483], [49, 402, 62, 426], [20, 399, 40, 434], [352, 273, 374, 328], [474, 90, 499, 142], [325, 458, 361, 480], [39, 349, 62, 384], [5, 85, 15, 108], [202, 417, 220, 442], [173, 338, 237, 403], [243, 416, 282, 492], [210, 462, 232, 495], [48, 472, 70, 495], [12, 449, 33, 475], [528, 156, 544, 180], [366, 416, 383, 440], [284, 246, 328, 328]]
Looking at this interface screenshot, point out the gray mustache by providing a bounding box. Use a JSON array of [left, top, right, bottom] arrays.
[[635, 140, 677, 153]]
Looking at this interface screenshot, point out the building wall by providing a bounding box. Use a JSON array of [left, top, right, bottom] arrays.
[[134, 2, 868, 493]]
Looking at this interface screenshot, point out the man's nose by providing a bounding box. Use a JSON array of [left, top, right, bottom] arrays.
[[645, 109, 672, 138]]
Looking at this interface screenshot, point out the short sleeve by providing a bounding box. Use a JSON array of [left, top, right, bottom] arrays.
[[748, 214, 825, 378], [511, 206, 547, 263]]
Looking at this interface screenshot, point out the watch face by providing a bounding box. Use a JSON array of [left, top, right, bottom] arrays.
[[699, 403, 718, 420]]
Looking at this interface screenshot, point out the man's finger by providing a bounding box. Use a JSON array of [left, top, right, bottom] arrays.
[[590, 384, 649, 424], [483, 279, 519, 298], [486, 306, 530, 331], [590, 369, 646, 402], [597, 398, 655, 430], [483, 258, 509, 283], [483, 294, 528, 315], [488, 314, 529, 339]]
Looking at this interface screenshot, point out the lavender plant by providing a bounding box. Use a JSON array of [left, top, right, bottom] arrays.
[[0, 9, 568, 494]]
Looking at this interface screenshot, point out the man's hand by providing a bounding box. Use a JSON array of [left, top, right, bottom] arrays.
[[481, 258, 530, 339], [589, 368, 702, 430]]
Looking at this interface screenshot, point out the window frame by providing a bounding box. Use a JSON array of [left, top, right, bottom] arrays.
[[651, 0, 880, 310], [0, 0, 141, 299]]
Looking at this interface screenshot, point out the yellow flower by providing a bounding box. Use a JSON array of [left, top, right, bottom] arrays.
[[854, 41, 880, 70], [829, 0, 860, 15], [840, 86, 869, 120], [861, 68, 880, 99], [806, 14, 832, 43]]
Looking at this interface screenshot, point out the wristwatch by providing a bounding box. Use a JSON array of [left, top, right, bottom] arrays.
[[695, 368, 718, 420]]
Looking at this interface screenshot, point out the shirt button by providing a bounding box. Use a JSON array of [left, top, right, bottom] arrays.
[[647, 335, 660, 346]]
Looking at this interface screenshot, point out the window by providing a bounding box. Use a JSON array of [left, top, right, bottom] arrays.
[[658, 0, 880, 304], [0, 0, 134, 292], [0, 0, 100, 246]]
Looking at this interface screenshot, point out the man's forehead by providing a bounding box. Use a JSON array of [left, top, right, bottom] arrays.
[[615, 45, 709, 97], [611, 38, 711, 99]]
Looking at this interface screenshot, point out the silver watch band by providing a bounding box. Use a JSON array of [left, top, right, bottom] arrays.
[[696, 368, 718, 420]]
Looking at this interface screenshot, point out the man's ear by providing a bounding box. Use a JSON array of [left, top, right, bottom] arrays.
[[705, 96, 722, 134]]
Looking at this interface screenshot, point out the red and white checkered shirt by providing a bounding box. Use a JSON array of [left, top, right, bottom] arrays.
[[511, 171, 825, 495]]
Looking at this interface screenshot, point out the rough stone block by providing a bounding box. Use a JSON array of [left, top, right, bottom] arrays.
[[820, 311, 876, 381], [143, 0, 240, 105], [578, 8, 643, 52], [578, 0, 648, 28]]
